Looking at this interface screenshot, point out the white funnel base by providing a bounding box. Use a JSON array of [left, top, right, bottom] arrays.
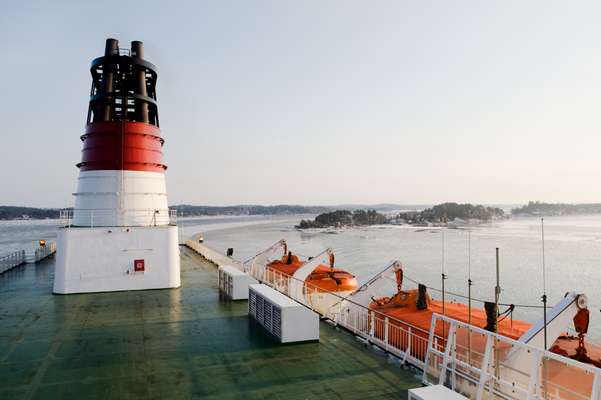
[[53, 225, 181, 294]]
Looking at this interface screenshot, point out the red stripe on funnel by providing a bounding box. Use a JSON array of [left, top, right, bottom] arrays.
[[77, 122, 167, 172]]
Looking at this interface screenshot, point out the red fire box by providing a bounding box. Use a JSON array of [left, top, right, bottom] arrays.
[[134, 259, 145, 272]]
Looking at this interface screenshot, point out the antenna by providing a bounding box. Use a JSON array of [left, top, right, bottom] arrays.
[[494, 247, 501, 382], [541, 217, 548, 350], [441, 228, 447, 340], [467, 230, 473, 364], [468, 230, 472, 326], [441, 229, 446, 317]]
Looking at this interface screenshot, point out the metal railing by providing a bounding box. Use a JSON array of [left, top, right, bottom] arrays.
[[423, 313, 601, 400], [0, 242, 55, 274], [254, 266, 442, 370], [61, 208, 178, 227], [187, 241, 601, 399], [0, 250, 26, 274], [33, 242, 56, 263], [186, 240, 244, 269]]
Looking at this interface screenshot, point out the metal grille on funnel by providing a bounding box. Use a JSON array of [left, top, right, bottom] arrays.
[[72, 39, 170, 227]]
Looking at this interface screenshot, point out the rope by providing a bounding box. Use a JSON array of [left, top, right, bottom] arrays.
[[402, 272, 547, 309], [497, 304, 515, 323]]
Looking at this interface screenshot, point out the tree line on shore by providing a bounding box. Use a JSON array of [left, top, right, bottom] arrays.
[[396, 203, 505, 225], [4, 201, 601, 221], [511, 201, 601, 216], [297, 202, 505, 229], [297, 209, 387, 228]]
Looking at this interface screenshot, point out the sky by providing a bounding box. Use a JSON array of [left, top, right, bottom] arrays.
[[1, 1, 600, 207]]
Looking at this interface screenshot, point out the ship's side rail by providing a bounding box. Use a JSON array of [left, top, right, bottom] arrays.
[[0, 250, 26, 274], [1, 242, 57, 274], [31, 242, 57, 263], [185, 241, 601, 399], [186, 239, 244, 270], [260, 267, 445, 371], [60, 208, 178, 227], [424, 313, 601, 400]]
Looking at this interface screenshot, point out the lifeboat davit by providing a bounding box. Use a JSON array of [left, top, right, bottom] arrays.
[[367, 264, 601, 369], [267, 251, 358, 295], [369, 284, 531, 341]]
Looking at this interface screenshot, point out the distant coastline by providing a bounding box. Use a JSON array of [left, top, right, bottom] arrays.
[[0, 204, 408, 221], [3, 201, 601, 221], [511, 201, 601, 216], [296, 203, 505, 229]]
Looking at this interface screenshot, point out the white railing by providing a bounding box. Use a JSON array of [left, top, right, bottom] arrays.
[[0, 243, 56, 273], [60, 208, 177, 227], [256, 266, 442, 370], [185, 239, 244, 269], [169, 209, 178, 225], [186, 240, 441, 370], [33, 242, 56, 263], [0, 250, 26, 274], [185, 240, 601, 399], [423, 313, 601, 400]]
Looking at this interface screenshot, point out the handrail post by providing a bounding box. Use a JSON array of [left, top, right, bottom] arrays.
[[384, 317, 389, 351], [422, 314, 439, 384], [439, 323, 457, 386], [476, 334, 494, 400], [527, 349, 541, 400], [592, 369, 601, 400], [403, 327, 412, 365]]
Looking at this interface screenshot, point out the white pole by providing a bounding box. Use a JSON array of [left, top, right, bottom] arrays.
[[441, 229, 446, 316], [541, 217, 547, 349], [181, 201, 185, 242], [541, 218, 548, 399], [468, 230, 472, 325]]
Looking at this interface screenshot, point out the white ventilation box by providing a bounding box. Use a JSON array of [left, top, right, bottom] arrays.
[[218, 265, 257, 300], [248, 284, 319, 343], [408, 385, 468, 400]]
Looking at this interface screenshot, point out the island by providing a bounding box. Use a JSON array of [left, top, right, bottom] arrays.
[[394, 203, 505, 225], [297, 209, 387, 229], [511, 201, 601, 216]]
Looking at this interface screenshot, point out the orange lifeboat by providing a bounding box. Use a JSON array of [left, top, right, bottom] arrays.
[[366, 265, 534, 360], [266, 251, 358, 294], [367, 265, 601, 369], [370, 286, 532, 341]]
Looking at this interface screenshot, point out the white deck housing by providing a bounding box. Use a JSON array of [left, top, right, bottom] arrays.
[[54, 225, 180, 294], [218, 265, 257, 300], [248, 284, 319, 343]]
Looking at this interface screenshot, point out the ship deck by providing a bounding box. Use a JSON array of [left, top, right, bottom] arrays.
[[0, 246, 420, 399]]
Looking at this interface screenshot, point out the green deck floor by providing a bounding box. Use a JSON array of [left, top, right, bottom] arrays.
[[0, 247, 420, 399]]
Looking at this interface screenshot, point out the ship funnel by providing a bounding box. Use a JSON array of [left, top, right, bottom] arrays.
[[131, 40, 149, 123], [104, 38, 119, 56], [54, 37, 181, 294], [131, 40, 144, 58], [77, 37, 166, 224]]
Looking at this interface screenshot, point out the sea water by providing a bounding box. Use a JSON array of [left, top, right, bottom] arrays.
[[3, 214, 601, 338], [195, 214, 601, 337]]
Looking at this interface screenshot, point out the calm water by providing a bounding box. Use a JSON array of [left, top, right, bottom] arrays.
[[3, 214, 601, 337], [199, 215, 601, 337]]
